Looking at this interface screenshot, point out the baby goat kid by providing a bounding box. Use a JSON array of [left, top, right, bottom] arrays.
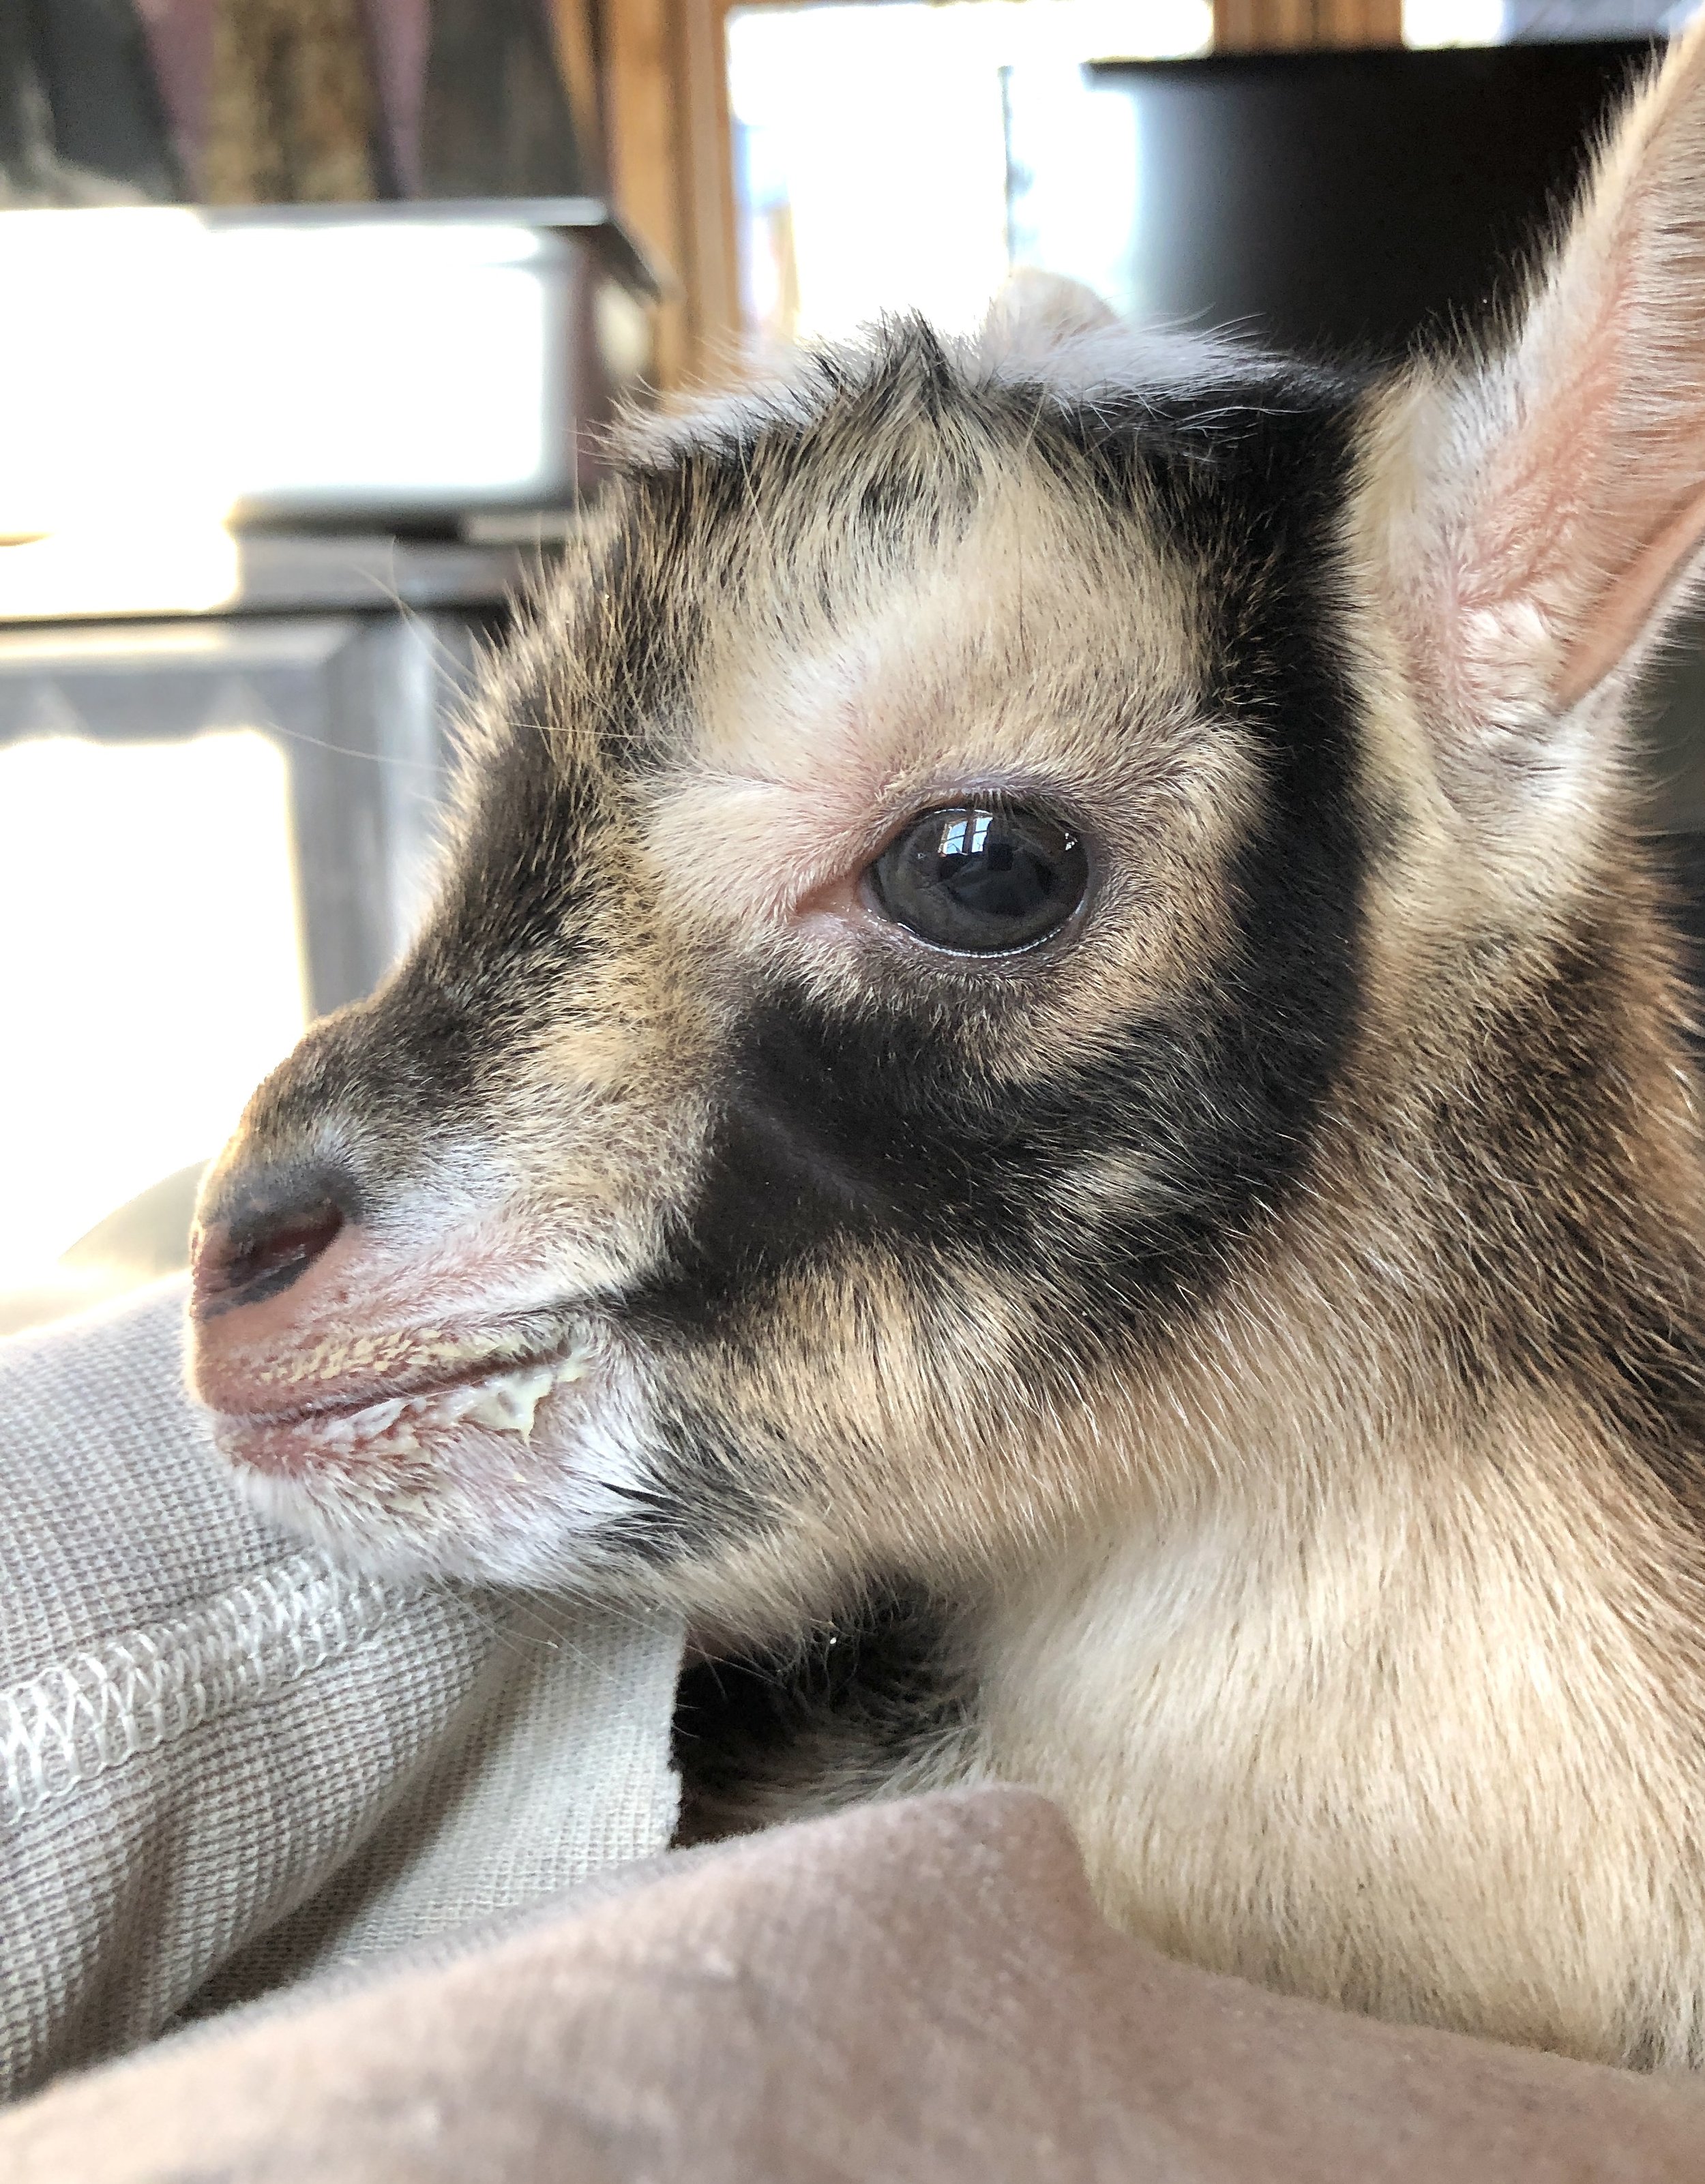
[[192, 28, 1705, 2067]]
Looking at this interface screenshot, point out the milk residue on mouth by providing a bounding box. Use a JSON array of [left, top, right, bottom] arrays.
[[309, 1341, 596, 1458]]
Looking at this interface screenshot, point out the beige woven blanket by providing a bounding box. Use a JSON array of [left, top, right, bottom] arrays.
[[0, 1278, 684, 2099]]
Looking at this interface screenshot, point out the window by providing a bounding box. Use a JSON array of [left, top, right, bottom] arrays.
[[728, 0, 1213, 354], [0, 728, 306, 1332]]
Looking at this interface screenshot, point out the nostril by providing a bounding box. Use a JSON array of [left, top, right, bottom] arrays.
[[194, 1200, 346, 1318]]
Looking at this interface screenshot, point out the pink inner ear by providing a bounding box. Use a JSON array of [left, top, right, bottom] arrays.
[[1547, 233, 1705, 705], [1558, 473, 1705, 706], [1443, 251, 1705, 719], [1397, 3, 1705, 732]]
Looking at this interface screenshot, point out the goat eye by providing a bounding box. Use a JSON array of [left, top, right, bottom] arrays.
[[867, 805, 1089, 955]]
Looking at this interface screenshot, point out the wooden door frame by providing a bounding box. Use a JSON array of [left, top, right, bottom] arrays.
[[599, 0, 741, 387], [1213, 0, 1402, 48]]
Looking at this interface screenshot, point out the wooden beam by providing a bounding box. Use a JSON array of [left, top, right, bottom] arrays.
[[602, 0, 690, 383], [599, 0, 741, 388], [679, 0, 741, 374], [1213, 0, 1402, 46]]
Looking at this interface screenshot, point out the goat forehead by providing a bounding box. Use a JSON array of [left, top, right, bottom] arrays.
[[578, 348, 1364, 761], [623, 482, 1186, 871]]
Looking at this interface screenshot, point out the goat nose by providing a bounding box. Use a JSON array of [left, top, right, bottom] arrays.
[[192, 1177, 351, 1319]]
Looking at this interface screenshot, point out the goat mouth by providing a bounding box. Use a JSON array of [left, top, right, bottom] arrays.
[[207, 1321, 603, 1478]]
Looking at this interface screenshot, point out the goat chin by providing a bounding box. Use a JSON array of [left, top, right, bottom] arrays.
[[186, 20, 1705, 2069]]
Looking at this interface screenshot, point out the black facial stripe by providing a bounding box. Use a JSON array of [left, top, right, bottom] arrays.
[[440, 701, 606, 966], [582, 485, 716, 774], [628, 380, 1367, 1347], [595, 1401, 780, 1567], [1415, 916, 1705, 1517]]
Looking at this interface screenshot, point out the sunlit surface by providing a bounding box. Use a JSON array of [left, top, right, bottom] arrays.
[[0, 526, 241, 620], [728, 0, 1211, 350], [1402, 0, 1507, 42], [0, 732, 306, 1293], [1408, 0, 1698, 38], [0, 211, 550, 541]]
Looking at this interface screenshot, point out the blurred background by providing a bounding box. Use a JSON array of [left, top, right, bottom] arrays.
[[2, 0, 1702, 1336]]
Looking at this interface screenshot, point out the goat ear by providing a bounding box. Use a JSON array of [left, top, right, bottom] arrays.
[[1379, 23, 1705, 781], [977, 271, 1118, 368]]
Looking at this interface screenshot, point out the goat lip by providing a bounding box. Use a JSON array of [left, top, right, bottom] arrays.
[[225, 1345, 587, 1431], [207, 1338, 604, 1482], [197, 1307, 598, 1426]]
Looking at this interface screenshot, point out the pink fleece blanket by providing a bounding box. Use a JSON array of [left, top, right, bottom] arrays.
[[5, 1787, 1704, 2182]]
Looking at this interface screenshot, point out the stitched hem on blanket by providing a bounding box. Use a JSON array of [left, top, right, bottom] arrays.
[[1, 1553, 406, 1825]]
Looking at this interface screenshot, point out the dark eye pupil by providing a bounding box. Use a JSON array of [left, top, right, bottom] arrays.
[[868, 805, 1089, 954]]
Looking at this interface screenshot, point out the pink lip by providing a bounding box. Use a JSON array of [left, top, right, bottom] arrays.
[[207, 1329, 601, 1482], [194, 1305, 587, 1422], [218, 1331, 580, 1429]]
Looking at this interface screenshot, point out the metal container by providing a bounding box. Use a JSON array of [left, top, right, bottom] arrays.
[[0, 198, 657, 539]]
